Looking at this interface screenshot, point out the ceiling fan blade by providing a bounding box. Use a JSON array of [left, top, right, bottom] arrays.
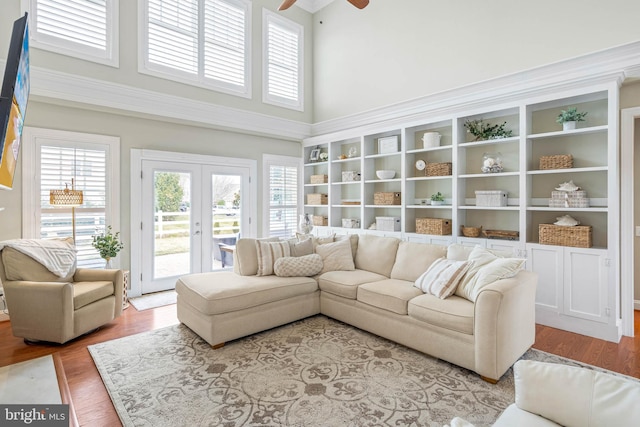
[[347, 0, 369, 9], [279, 0, 297, 11]]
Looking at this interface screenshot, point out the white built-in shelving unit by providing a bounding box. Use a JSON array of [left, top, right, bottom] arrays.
[[302, 82, 620, 342]]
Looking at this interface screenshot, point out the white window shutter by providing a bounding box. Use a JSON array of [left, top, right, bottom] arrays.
[[268, 164, 299, 238]]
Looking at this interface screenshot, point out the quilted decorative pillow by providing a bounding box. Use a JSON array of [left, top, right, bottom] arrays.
[[314, 238, 355, 274], [255, 240, 290, 276], [274, 254, 323, 277], [414, 258, 471, 299]]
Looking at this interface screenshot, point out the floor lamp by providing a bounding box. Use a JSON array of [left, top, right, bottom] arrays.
[[50, 178, 84, 244]]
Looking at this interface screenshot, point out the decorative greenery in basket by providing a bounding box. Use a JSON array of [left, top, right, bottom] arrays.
[[92, 226, 124, 267], [463, 119, 513, 141], [556, 107, 587, 124]]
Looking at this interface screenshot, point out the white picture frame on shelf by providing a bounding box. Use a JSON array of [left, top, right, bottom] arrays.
[[309, 148, 321, 162], [378, 136, 399, 154]]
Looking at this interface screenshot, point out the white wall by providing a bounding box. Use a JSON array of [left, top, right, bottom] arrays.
[[313, 0, 640, 122]]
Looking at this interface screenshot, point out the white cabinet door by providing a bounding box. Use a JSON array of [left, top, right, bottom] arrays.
[[563, 247, 609, 323], [527, 244, 563, 313]]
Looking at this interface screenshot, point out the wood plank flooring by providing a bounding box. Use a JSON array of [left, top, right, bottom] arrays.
[[0, 306, 638, 427]]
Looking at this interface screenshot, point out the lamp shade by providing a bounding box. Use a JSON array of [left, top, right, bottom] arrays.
[[50, 188, 83, 207]]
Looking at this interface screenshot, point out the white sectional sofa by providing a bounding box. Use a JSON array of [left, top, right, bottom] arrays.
[[176, 233, 537, 382]]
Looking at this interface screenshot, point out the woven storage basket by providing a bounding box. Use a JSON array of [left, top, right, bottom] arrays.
[[426, 162, 452, 177], [307, 193, 328, 205], [312, 215, 328, 226], [461, 225, 482, 237], [374, 192, 401, 205], [310, 174, 328, 184], [539, 224, 592, 248], [540, 154, 573, 170], [416, 218, 452, 235]]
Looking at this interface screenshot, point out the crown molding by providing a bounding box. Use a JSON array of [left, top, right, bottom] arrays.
[[311, 41, 640, 137], [7, 62, 312, 141]]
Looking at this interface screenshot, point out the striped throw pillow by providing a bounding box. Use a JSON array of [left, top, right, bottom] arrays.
[[414, 258, 471, 299], [255, 240, 291, 276]]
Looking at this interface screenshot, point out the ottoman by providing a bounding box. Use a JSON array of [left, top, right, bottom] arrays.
[[176, 271, 320, 347]]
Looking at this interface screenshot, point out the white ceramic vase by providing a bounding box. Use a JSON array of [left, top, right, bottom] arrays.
[[562, 121, 576, 131]]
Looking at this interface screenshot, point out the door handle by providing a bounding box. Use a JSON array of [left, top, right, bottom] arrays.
[[194, 230, 201, 235]]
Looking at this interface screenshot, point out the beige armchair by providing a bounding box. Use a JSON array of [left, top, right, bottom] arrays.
[[0, 243, 123, 344]]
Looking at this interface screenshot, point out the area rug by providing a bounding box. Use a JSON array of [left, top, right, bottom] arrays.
[[129, 290, 177, 311], [89, 316, 600, 427]]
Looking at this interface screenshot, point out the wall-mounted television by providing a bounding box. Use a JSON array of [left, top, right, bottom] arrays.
[[0, 13, 29, 190]]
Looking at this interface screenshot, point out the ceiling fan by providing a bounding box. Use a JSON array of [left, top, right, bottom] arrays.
[[279, 0, 369, 11]]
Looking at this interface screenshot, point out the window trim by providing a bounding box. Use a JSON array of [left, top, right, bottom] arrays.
[[262, 9, 304, 112], [138, 0, 252, 99], [21, 127, 121, 264], [21, 0, 120, 67], [262, 154, 302, 238]]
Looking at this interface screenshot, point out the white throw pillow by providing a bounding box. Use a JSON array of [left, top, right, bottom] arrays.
[[255, 240, 290, 276], [274, 254, 323, 277], [288, 238, 313, 257], [414, 258, 471, 299], [455, 246, 525, 301], [314, 238, 355, 274]]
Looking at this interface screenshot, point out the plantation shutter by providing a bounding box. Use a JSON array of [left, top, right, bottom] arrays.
[[266, 16, 301, 106], [204, 0, 246, 87], [268, 164, 299, 238], [30, 0, 113, 58], [40, 145, 108, 267]]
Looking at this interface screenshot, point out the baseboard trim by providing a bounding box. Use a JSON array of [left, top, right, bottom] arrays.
[[634, 300, 640, 311]]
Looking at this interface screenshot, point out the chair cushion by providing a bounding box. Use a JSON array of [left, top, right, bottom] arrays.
[[73, 281, 114, 309], [357, 279, 423, 315], [176, 271, 318, 315], [2, 245, 76, 282], [408, 293, 474, 335], [318, 269, 387, 299]]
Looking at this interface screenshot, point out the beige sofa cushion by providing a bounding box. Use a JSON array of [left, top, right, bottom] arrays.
[[335, 234, 359, 259], [256, 240, 290, 276], [357, 279, 423, 315], [315, 238, 355, 274], [176, 271, 317, 315], [408, 294, 474, 335], [2, 245, 76, 282], [288, 238, 314, 257], [233, 237, 280, 276], [354, 234, 400, 277], [390, 241, 447, 281], [318, 269, 387, 299], [73, 281, 114, 309]]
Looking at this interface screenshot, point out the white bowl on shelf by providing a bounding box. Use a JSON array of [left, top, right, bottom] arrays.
[[376, 170, 395, 179]]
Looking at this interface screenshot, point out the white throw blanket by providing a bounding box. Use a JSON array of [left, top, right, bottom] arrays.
[[0, 239, 76, 278]]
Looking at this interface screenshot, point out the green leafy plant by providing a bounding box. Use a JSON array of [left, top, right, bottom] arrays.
[[556, 107, 587, 123], [464, 119, 513, 141], [430, 192, 445, 202], [92, 226, 124, 260]]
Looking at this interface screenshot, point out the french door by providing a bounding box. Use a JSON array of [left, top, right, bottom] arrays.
[[140, 159, 251, 294]]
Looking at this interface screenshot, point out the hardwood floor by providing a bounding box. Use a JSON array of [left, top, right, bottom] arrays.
[[0, 306, 638, 427]]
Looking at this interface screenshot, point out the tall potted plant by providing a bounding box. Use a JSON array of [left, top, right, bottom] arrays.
[[92, 226, 124, 268]]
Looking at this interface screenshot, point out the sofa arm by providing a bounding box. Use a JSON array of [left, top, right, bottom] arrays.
[[74, 268, 124, 317], [473, 270, 537, 380], [514, 360, 640, 426], [2, 280, 75, 342]]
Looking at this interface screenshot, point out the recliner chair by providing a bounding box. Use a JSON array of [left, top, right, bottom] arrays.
[[0, 240, 124, 344]]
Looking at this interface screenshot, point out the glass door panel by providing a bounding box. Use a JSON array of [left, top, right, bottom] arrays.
[[211, 173, 241, 270]]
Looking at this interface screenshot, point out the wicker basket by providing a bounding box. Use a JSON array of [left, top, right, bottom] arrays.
[[310, 174, 328, 184], [312, 215, 328, 226], [374, 192, 401, 205], [461, 225, 482, 237], [416, 218, 452, 235], [540, 154, 573, 170], [307, 193, 328, 205], [426, 162, 452, 177], [539, 224, 592, 248]]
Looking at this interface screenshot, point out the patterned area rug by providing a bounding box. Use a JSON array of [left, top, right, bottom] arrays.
[[89, 315, 593, 427]]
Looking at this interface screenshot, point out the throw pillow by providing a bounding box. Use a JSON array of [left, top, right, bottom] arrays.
[[274, 254, 323, 277], [255, 240, 290, 276], [314, 238, 355, 274], [414, 258, 471, 299], [455, 246, 525, 301], [288, 238, 313, 257]]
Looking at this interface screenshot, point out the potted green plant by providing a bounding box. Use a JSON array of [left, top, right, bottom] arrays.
[[92, 226, 124, 268], [463, 119, 513, 141], [430, 192, 445, 206], [556, 107, 587, 131]]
